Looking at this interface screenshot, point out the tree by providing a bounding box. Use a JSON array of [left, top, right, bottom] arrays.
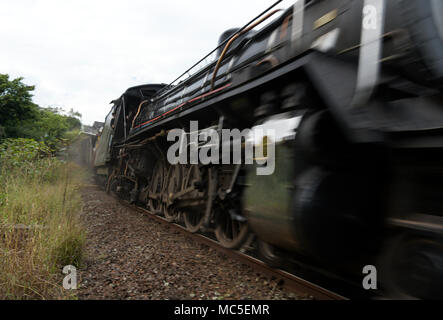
[[0, 73, 83, 150], [0, 74, 39, 138], [20, 108, 82, 150], [65, 108, 82, 131]]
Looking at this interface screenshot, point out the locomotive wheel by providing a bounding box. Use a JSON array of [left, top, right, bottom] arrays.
[[183, 209, 205, 233], [379, 235, 443, 299], [257, 240, 284, 268], [183, 165, 206, 233], [148, 161, 165, 214], [215, 211, 249, 249], [163, 165, 183, 222], [296, 110, 352, 169], [108, 177, 120, 198]]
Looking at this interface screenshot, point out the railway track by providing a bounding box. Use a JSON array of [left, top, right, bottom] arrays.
[[115, 196, 347, 300]]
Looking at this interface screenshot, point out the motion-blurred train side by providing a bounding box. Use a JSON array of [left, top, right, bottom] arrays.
[[89, 0, 443, 299]]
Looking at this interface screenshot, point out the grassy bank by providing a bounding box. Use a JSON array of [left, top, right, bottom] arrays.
[[0, 139, 86, 299]]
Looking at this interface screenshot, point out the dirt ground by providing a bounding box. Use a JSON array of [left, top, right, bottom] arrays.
[[76, 185, 308, 300]]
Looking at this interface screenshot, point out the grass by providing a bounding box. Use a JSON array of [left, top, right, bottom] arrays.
[[0, 158, 87, 299]]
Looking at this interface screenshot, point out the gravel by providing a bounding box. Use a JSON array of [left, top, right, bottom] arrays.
[[77, 185, 308, 300]]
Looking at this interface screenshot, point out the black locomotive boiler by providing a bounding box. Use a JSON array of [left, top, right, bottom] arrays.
[[92, 0, 443, 299]]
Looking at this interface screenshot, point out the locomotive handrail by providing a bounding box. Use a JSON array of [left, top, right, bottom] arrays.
[[131, 100, 149, 129], [210, 9, 283, 90]]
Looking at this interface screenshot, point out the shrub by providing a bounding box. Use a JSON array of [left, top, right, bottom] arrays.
[[0, 138, 64, 183], [0, 138, 51, 164]]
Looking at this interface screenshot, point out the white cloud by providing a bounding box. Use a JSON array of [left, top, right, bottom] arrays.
[[0, 0, 291, 125]]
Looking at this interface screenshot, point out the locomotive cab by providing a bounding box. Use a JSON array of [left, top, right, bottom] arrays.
[[112, 84, 167, 143]]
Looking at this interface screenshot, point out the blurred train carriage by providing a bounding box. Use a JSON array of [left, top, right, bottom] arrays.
[[67, 122, 103, 167], [87, 0, 443, 299]]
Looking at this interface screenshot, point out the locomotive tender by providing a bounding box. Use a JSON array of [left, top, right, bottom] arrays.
[[93, 0, 443, 298]]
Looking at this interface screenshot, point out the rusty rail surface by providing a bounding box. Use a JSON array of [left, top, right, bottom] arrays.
[[115, 197, 347, 300]]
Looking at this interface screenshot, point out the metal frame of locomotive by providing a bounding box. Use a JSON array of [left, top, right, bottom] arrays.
[[93, 0, 443, 299]]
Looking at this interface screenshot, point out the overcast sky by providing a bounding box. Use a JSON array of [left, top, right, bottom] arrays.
[[0, 0, 293, 125]]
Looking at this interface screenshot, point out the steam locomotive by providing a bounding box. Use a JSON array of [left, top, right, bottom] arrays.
[[92, 0, 443, 299]]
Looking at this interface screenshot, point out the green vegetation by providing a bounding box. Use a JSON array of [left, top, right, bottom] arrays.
[[0, 139, 87, 299], [0, 74, 87, 299], [0, 74, 82, 150]]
